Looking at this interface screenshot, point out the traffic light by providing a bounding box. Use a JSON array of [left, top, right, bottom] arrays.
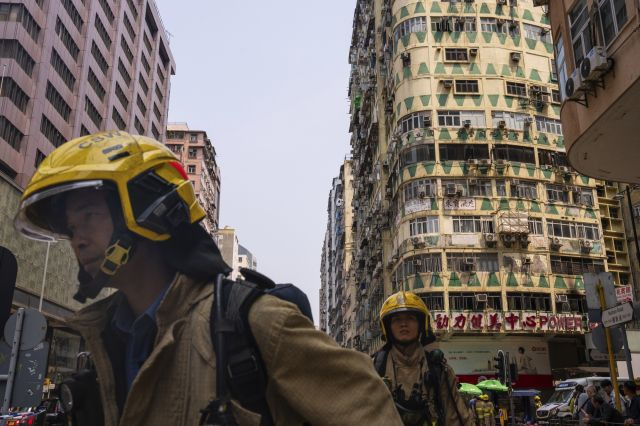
[[509, 361, 518, 384], [493, 350, 507, 384]]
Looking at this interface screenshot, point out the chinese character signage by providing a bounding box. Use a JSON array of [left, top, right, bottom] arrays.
[[432, 311, 584, 333], [616, 285, 633, 303], [444, 198, 476, 210]]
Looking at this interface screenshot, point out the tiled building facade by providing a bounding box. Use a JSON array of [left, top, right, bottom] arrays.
[[324, 0, 635, 389]]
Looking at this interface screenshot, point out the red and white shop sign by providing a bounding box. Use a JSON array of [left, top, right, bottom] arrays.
[[432, 311, 583, 333]]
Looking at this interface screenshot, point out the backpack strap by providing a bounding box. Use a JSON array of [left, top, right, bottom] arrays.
[[372, 348, 390, 377], [206, 276, 275, 426]]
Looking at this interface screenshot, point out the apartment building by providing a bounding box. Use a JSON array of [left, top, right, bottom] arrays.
[[328, 0, 636, 388], [238, 244, 258, 271], [166, 123, 221, 233], [531, 0, 639, 184]]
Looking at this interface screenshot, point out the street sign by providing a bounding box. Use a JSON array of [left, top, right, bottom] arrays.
[[616, 285, 634, 303], [590, 324, 623, 353], [602, 303, 634, 328], [3, 308, 47, 350], [585, 273, 617, 310]]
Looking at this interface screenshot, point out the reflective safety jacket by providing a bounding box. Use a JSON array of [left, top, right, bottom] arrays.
[[68, 273, 404, 426], [475, 400, 486, 420]]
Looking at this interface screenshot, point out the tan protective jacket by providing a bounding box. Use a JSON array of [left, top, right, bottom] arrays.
[[383, 344, 474, 425], [67, 274, 403, 426]]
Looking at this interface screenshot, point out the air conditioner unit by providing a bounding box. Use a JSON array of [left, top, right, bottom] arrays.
[[520, 234, 532, 245], [445, 183, 459, 196], [424, 116, 433, 128], [456, 184, 467, 196], [464, 257, 475, 265], [510, 52, 521, 62], [511, 179, 520, 186], [466, 159, 479, 167], [565, 66, 586, 101], [414, 129, 423, 138], [498, 120, 507, 129], [556, 294, 568, 303], [541, 164, 553, 171], [479, 159, 492, 166], [524, 116, 534, 125], [442, 79, 454, 89], [463, 119, 472, 128], [468, 178, 479, 185], [581, 46, 608, 82], [475, 294, 488, 302], [494, 159, 508, 166], [412, 236, 421, 245], [522, 257, 532, 265], [549, 236, 562, 247], [483, 233, 498, 242], [529, 85, 541, 94], [580, 239, 594, 250], [558, 166, 571, 174], [497, 0, 507, 4], [508, 20, 518, 29], [469, 48, 478, 56]]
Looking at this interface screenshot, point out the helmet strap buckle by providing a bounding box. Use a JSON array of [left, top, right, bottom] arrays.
[[100, 236, 133, 275]]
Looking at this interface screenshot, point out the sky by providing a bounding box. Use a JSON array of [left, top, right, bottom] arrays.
[[154, 0, 357, 322]]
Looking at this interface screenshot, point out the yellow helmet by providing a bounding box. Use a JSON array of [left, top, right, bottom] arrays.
[[480, 394, 489, 401], [534, 395, 541, 401], [15, 130, 205, 242], [379, 291, 435, 345]]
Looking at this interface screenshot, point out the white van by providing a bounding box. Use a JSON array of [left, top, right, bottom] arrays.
[[536, 376, 628, 422]]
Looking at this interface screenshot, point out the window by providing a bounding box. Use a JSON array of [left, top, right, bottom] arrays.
[[454, 17, 477, 32], [573, 187, 595, 206], [155, 84, 164, 103], [187, 165, 196, 174], [555, 34, 568, 101], [157, 65, 165, 84], [506, 81, 527, 97], [80, 124, 89, 136], [91, 42, 109, 74], [188, 147, 197, 158], [399, 111, 431, 133], [469, 179, 493, 197], [134, 116, 144, 134], [550, 59, 558, 82], [0, 77, 29, 112], [439, 144, 489, 161], [480, 17, 507, 34], [394, 17, 427, 42], [535, 116, 563, 135], [151, 123, 160, 139], [141, 53, 151, 75], [98, 0, 115, 24], [153, 103, 162, 122], [444, 48, 469, 62], [123, 13, 136, 41], [137, 94, 147, 116], [402, 254, 443, 275], [447, 253, 499, 272], [139, 75, 149, 95], [0, 4, 41, 43], [0, 40, 35, 76], [507, 293, 551, 311], [633, 204, 640, 218], [449, 292, 502, 311], [496, 180, 507, 197], [121, 36, 133, 63], [576, 222, 600, 240], [127, 0, 138, 18], [452, 216, 495, 233], [410, 216, 440, 236], [547, 219, 599, 240], [118, 59, 131, 86], [61, 0, 83, 31], [569, 0, 593, 67], [87, 68, 106, 101], [190, 133, 197, 142], [404, 179, 437, 201], [50, 49, 75, 90], [34, 149, 46, 168], [455, 80, 479, 94], [511, 180, 538, 199], [40, 115, 65, 147], [551, 89, 561, 104], [401, 144, 435, 167], [546, 184, 569, 203], [494, 145, 535, 164], [115, 83, 129, 110], [599, 0, 628, 46], [538, 149, 568, 167], [112, 107, 126, 130], [55, 17, 79, 61], [550, 255, 605, 275], [491, 111, 530, 131], [143, 32, 153, 53], [45, 82, 71, 121], [0, 115, 23, 150], [523, 23, 552, 43], [528, 218, 544, 235], [85, 96, 102, 128], [94, 15, 112, 49], [438, 110, 460, 127], [566, 295, 587, 313], [421, 293, 445, 311]]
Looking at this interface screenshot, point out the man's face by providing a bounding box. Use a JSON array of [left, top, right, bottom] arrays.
[[65, 190, 114, 277], [390, 312, 419, 344], [604, 385, 612, 394], [587, 388, 596, 398]]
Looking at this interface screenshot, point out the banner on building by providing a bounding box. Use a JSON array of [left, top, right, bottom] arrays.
[[432, 311, 584, 333], [444, 198, 476, 210]]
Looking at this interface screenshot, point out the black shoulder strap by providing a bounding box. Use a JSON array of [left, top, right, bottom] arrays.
[[373, 348, 389, 377], [209, 277, 274, 426]]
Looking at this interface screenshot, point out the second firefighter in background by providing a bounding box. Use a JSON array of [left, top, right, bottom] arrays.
[[373, 291, 474, 425]]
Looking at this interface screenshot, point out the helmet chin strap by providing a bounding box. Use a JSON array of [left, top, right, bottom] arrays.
[[73, 232, 135, 303]]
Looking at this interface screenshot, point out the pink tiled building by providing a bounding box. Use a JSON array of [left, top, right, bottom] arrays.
[[166, 123, 221, 234], [0, 0, 175, 188]]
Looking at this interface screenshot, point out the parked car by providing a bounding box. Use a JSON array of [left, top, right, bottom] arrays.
[[37, 398, 66, 426]]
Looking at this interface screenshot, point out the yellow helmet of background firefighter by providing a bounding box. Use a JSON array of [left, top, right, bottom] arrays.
[[534, 395, 541, 401], [379, 291, 434, 344], [480, 394, 489, 401], [14, 131, 205, 242]]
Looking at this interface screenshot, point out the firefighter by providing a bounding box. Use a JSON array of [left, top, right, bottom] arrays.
[[483, 394, 495, 426], [475, 395, 487, 426], [372, 291, 474, 425]]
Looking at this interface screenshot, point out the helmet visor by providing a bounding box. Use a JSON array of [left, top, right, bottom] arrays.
[[14, 180, 105, 242]]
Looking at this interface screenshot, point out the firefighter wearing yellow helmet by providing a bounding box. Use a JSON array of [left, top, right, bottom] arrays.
[[15, 132, 405, 426], [372, 291, 474, 425]]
